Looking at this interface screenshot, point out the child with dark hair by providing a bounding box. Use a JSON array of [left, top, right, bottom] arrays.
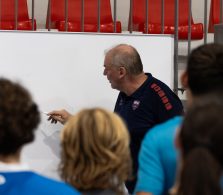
[[135, 43, 223, 195], [0, 78, 79, 195], [176, 94, 223, 195]]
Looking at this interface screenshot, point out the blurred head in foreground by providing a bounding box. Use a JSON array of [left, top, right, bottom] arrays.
[[176, 94, 223, 195], [60, 108, 132, 195], [0, 78, 40, 158]]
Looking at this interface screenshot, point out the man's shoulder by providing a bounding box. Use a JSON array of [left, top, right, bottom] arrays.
[[147, 73, 170, 87], [145, 74, 176, 99]]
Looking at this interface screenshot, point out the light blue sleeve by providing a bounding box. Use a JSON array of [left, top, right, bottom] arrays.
[[134, 127, 164, 195]]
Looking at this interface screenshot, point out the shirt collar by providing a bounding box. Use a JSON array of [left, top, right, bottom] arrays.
[[0, 161, 30, 172]]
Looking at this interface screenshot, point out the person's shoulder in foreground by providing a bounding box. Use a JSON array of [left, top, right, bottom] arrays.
[[135, 116, 183, 195], [0, 170, 80, 195]]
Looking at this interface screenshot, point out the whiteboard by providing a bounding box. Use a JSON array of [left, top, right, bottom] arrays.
[[0, 31, 173, 179]]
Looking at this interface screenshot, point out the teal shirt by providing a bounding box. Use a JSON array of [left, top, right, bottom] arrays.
[[135, 116, 182, 195]]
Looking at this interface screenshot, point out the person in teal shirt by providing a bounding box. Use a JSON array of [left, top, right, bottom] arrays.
[[135, 116, 182, 195], [135, 43, 223, 195]]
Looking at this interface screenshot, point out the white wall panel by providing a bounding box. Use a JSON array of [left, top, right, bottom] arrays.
[[0, 31, 173, 180]]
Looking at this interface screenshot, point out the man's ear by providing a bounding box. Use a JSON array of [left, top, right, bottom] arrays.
[[181, 71, 188, 88], [119, 66, 127, 78]]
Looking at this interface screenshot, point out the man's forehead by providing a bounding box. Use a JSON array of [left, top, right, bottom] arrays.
[[104, 54, 112, 62]]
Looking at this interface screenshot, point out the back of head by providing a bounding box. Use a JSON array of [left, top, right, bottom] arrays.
[[187, 43, 223, 96], [177, 94, 223, 195], [60, 107, 131, 194], [106, 44, 143, 75], [0, 78, 40, 155]]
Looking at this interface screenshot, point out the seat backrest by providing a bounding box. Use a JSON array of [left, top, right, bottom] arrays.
[[50, 0, 113, 24], [132, 0, 194, 26], [1, 0, 30, 21], [208, 0, 222, 32]]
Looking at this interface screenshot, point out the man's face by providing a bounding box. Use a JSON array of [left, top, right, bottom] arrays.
[[103, 54, 121, 90]]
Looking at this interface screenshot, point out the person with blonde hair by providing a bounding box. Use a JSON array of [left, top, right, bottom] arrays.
[[59, 108, 132, 195]]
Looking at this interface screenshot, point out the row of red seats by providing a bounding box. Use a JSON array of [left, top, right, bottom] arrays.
[[46, 0, 121, 33], [0, 0, 36, 30], [0, 0, 222, 40]]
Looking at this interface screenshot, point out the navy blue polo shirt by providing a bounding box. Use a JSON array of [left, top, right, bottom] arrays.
[[114, 73, 183, 193]]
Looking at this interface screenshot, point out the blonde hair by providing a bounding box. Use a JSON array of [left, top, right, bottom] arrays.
[[60, 108, 131, 194]]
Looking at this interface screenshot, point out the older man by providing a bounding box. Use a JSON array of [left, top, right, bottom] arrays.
[[48, 44, 183, 193], [103, 44, 183, 193]]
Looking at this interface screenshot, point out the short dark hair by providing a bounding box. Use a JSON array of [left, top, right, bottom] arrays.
[[187, 43, 223, 95], [0, 78, 40, 155], [177, 94, 223, 195]]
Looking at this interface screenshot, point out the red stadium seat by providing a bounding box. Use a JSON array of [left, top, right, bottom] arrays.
[[208, 0, 222, 32], [0, 0, 36, 30], [130, 0, 203, 40], [46, 0, 121, 33]]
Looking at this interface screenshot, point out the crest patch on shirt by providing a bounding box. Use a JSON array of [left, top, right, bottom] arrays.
[[132, 100, 140, 110]]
